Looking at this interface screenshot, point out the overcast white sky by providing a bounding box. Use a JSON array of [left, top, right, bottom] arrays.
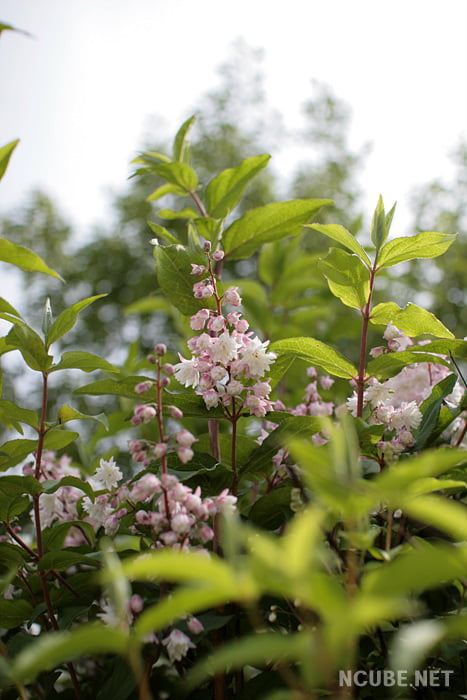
[[1, 0, 466, 238]]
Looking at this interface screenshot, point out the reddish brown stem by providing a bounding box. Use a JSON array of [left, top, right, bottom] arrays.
[[356, 265, 378, 418]]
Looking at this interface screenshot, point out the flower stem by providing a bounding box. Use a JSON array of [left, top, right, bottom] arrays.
[[356, 265, 378, 418]]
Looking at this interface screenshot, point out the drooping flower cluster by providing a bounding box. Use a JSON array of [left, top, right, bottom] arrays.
[[127, 343, 198, 468], [173, 245, 277, 419], [129, 471, 237, 550], [347, 322, 463, 460]]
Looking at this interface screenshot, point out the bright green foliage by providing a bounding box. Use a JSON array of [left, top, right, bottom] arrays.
[[1, 109, 466, 700], [0, 237, 63, 280], [205, 154, 271, 218], [318, 247, 370, 309], [223, 199, 332, 259], [370, 301, 454, 338], [0, 140, 19, 181], [270, 336, 357, 378], [377, 231, 457, 268], [154, 244, 216, 315]]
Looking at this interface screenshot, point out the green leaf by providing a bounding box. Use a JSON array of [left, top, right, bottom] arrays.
[[4, 319, 52, 371], [192, 216, 222, 244], [408, 338, 467, 359], [38, 550, 100, 571], [0, 599, 33, 629], [0, 475, 42, 520], [0, 140, 19, 181], [146, 183, 187, 201], [0, 238, 63, 280], [223, 199, 332, 260], [46, 295, 107, 346], [172, 114, 196, 163], [42, 478, 94, 502], [412, 374, 458, 450], [206, 154, 271, 219], [0, 439, 38, 472], [151, 162, 198, 191], [0, 297, 22, 318], [74, 375, 159, 400], [0, 542, 28, 569], [366, 350, 451, 381], [377, 231, 457, 268], [158, 207, 199, 220], [270, 337, 357, 379], [242, 415, 323, 476], [370, 302, 454, 339], [306, 223, 371, 266], [134, 585, 235, 641], [0, 400, 39, 429], [318, 248, 370, 309], [185, 632, 311, 691], [399, 494, 467, 542], [50, 351, 119, 374], [362, 542, 467, 597], [147, 221, 179, 244], [249, 487, 293, 529], [370, 195, 389, 249], [57, 404, 110, 430], [43, 429, 80, 450], [11, 624, 128, 683], [154, 244, 215, 315]]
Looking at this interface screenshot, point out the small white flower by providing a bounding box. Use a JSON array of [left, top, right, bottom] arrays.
[[173, 356, 200, 388], [94, 457, 123, 491], [162, 629, 195, 663], [210, 331, 239, 364], [240, 336, 276, 378]]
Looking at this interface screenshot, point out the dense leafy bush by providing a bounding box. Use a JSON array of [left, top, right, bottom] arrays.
[[0, 118, 466, 700]]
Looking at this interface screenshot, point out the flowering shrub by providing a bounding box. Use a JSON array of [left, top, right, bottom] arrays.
[[0, 121, 466, 700]]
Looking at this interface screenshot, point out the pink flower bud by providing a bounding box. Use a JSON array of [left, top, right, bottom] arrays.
[[177, 447, 194, 464], [169, 406, 183, 420], [212, 249, 224, 261], [154, 343, 167, 356]]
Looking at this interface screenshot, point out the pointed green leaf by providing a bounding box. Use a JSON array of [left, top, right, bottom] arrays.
[[158, 207, 199, 220], [370, 302, 454, 339], [74, 375, 159, 401], [147, 221, 179, 244], [0, 140, 19, 181], [367, 350, 451, 380], [0, 599, 33, 629], [408, 338, 467, 359], [134, 585, 235, 641], [38, 550, 99, 571], [4, 319, 52, 371], [57, 404, 110, 430], [155, 244, 215, 315], [46, 295, 107, 346], [133, 150, 171, 165], [242, 415, 323, 476], [223, 199, 332, 260], [185, 632, 311, 691], [307, 223, 371, 266], [11, 624, 128, 683], [43, 429, 79, 450], [270, 337, 357, 379], [173, 114, 196, 163], [370, 195, 389, 249], [399, 494, 467, 542], [0, 238, 64, 280], [0, 400, 39, 429], [151, 162, 198, 191], [377, 232, 457, 268], [206, 154, 271, 219], [146, 182, 186, 201], [50, 351, 119, 374], [0, 439, 37, 472], [42, 478, 94, 502], [318, 248, 370, 309], [412, 374, 458, 450], [362, 543, 467, 597], [0, 297, 22, 318]]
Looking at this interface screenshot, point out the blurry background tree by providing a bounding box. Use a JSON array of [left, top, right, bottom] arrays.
[[2, 39, 465, 415]]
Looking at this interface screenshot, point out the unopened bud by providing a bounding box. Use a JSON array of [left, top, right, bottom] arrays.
[[203, 241, 211, 252], [154, 343, 167, 356]]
